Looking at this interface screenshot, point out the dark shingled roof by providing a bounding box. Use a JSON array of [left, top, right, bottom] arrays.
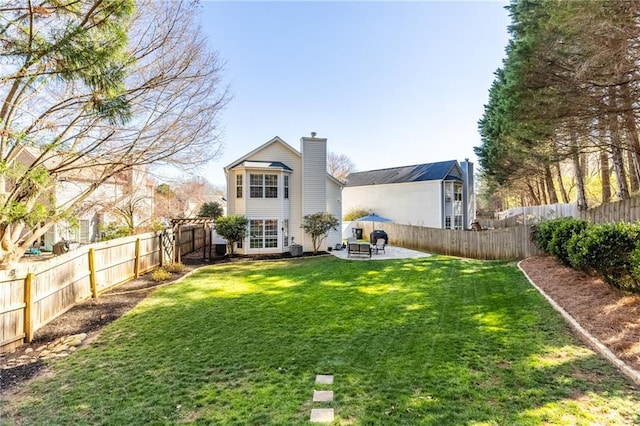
[[229, 160, 293, 171], [345, 160, 460, 187]]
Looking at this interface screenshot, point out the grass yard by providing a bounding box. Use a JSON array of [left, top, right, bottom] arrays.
[[1, 255, 638, 425]]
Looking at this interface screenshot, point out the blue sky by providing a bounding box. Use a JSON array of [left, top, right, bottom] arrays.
[[197, 1, 511, 186]]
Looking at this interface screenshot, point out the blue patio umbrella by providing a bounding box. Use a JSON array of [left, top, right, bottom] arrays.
[[354, 213, 392, 230]]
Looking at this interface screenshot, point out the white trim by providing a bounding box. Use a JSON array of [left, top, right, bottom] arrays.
[[224, 136, 300, 170], [247, 217, 281, 252]]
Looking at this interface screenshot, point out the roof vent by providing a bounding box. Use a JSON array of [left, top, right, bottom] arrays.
[[311, 132, 317, 138]]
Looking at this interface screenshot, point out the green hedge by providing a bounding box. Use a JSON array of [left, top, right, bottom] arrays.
[[531, 217, 566, 253], [547, 218, 589, 266], [566, 222, 640, 291], [530, 219, 640, 292]]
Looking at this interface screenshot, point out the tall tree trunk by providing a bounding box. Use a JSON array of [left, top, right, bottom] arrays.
[[526, 182, 540, 205], [571, 129, 588, 211], [621, 83, 640, 191], [544, 164, 558, 203], [555, 163, 570, 203], [626, 149, 639, 193], [538, 178, 548, 205], [608, 86, 630, 200], [600, 149, 612, 204], [597, 119, 612, 204]]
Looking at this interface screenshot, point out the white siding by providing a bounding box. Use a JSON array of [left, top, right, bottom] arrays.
[[326, 177, 343, 249], [343, 180, 443, 228], [224, 136, 340, 253], [225, 141, 303, 253], [301, 136, 327, 250], [245, 142, 303, 249]]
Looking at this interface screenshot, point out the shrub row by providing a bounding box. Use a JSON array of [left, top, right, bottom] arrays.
[[531, 217, 640, 292]]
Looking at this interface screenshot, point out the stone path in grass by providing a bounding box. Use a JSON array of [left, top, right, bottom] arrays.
[[310, 374, 334, 423]]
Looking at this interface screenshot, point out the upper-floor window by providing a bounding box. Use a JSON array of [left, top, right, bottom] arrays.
[[454, 184, 463, 201], [284, 175, 289, 199], [250, 173, 278, 198], [265, 175, 278, 198], [250, 174, 263, 198], [236, 174, 243, 198]]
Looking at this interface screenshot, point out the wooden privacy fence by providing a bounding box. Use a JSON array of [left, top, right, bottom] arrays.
[[0, 225, 208, 354], [579, 196, 640, 224], [481, 196, 640, 229], [357, 222, 542, 261]]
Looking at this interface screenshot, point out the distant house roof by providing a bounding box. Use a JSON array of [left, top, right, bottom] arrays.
[[230, 160, 293, 172], [345, 160, 461, 187]]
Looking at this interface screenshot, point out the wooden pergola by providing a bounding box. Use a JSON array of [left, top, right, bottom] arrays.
[[171, 218, 215, 263]]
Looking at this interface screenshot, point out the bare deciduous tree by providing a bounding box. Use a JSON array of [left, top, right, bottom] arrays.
[[327, 151, 356, 183], [0, 0, 229, 267]]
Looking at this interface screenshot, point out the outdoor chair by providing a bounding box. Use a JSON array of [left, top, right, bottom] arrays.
[[372, 238, 386, 254], [26, 241, 41, 256], [348, 243, 371, 258]]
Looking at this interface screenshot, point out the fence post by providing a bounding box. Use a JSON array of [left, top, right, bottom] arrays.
[[88, 248, 98, 298], [24, 273, 35, 343], [159, 233, 164, 267], [134, 238, 141, 277]]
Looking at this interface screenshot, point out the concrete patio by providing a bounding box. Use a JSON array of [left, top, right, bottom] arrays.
[[330, 244, 430, 261]]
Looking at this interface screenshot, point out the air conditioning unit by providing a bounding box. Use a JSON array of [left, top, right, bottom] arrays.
[[290, 244, 303, 257]]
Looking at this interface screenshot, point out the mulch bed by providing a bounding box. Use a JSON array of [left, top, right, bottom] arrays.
[[519, 255, 640, 373], [2, 253, 638, 394]]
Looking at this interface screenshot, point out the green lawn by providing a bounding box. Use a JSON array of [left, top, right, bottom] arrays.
[[2, 256, 639, 425]]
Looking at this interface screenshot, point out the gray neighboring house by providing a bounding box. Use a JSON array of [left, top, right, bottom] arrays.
[[343, 160, 475, 229]]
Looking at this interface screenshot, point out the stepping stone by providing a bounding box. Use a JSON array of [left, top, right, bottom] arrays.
[[315, 374, 333, 384], [313, 390, 334, 402], [310, 408, 334, 423]]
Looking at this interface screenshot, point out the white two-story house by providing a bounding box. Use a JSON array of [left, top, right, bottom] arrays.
[[343, 160, 475, 229], [224, 134, 343, 255]]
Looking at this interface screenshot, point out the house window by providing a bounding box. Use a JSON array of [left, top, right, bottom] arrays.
[[283, 219, 289, 247], [454, 215, 463, 230], [69, 219, 90, 243], [250, 174, 264, 198], [236, 174, 243, 198], [445, 216, 451, 229], [454, 184, 463, 201], [250, 219, 263, 248], [445, 183, 453, 202], [249, 219, 279, 249], [265, 219, 278, 247], [249, 174, 278, 198], [265, 175, 278, 198], [284, 175, 289, 199]]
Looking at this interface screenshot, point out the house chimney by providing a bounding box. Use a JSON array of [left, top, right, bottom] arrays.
[[300, 133, 327, 217]]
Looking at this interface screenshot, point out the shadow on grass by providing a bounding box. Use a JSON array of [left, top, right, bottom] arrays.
[[2, 256, 639, 425]]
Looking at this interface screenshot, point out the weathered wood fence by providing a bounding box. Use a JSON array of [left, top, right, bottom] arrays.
[[358, 222, 541, 261], [579, 196, 640, 224], [0, 226, 207, 354], [481, 196, 640, 229]]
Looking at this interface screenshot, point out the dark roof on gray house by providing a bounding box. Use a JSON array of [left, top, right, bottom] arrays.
[[345, 160, 461, 187]]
